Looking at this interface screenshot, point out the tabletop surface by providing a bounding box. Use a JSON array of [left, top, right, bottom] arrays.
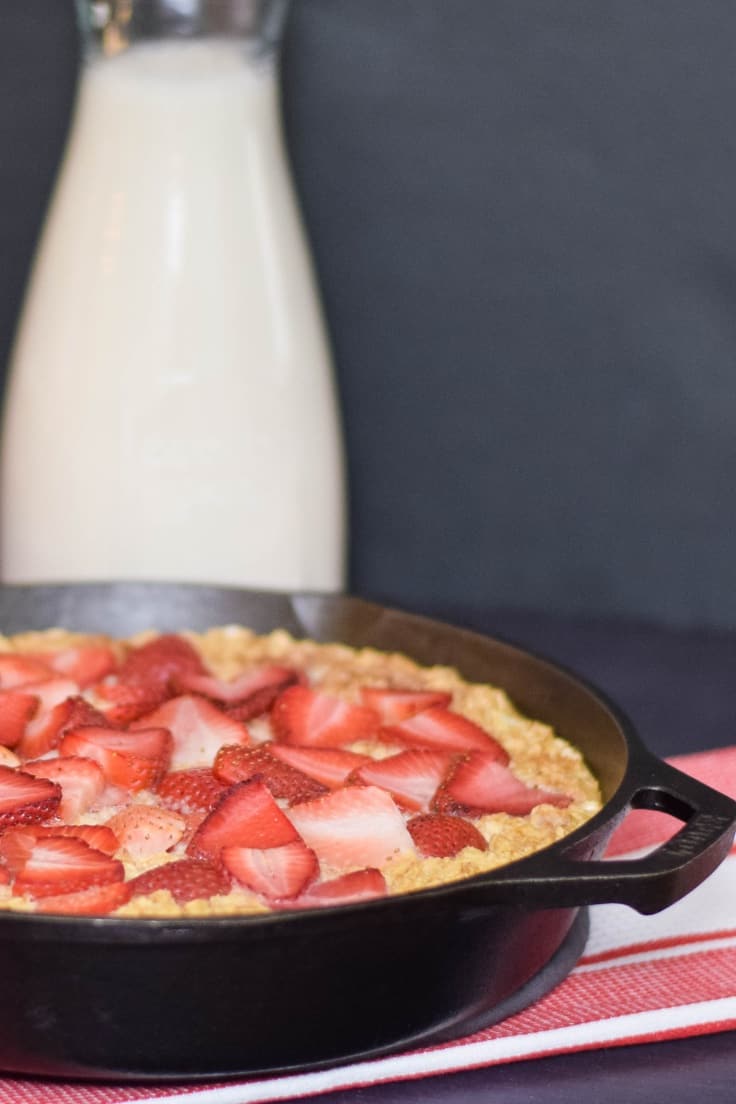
[[303, 604, 736, 1104]]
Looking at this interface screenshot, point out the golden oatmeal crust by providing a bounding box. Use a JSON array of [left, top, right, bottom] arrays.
[[0, 624, 603, 917]]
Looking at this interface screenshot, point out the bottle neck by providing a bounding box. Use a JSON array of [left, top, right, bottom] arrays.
[[77, 0, 289, 60]]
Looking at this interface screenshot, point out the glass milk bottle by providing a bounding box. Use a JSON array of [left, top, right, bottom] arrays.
[[0, 0, 345, 591]]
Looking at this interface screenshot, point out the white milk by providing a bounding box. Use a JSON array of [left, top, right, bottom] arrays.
[[1, 40, 345, 589]]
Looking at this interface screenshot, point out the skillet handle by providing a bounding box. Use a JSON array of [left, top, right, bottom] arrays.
[[474, 754, 736, 915]]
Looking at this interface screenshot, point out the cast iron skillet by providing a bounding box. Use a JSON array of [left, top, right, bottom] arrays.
[[0, 583, 733, 1081]]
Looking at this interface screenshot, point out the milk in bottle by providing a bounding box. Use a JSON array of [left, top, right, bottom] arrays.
[[1, 0, 345, 590]]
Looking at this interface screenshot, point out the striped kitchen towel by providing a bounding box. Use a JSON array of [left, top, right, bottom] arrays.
[[2, 746, 735, 1104]]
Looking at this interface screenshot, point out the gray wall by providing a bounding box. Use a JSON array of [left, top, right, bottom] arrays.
[[2, 2, 736, 627]]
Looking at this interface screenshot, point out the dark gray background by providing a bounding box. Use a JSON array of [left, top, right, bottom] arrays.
[[2, 1, 736, 628]]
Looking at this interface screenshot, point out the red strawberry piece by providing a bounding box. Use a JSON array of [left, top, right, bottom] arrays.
[[18, 694, 110, 762], [349, 749, 457, 812], [99, 687, 168, 727], [33, 879, 133, 916], [30, 645, 117, 688], [34, 824, 120, 854], [434, 752, 572, 817], [175, 664, 301, 714], [268, 745, 372, 788], [359, 688, 453, 724], [60, 726, 172, 792], [0, 691, 38, 748], [156, 767, 229, 815], [10, 836, 124, 898], [23, 756, 106, 820], [407, 813, 488, 857], [293, 868, 387, 908], [15, 678, 80, 760], [0, 765, 61, 829], [116, 635, 207, 695], [0, 824, 120, 862], [188, 780, 298, 862], [222, 839, 318, 900], [0, 654, 54, 688], [131, 695, 250, 771], [0, 864, 9, 886], [213, 745, 328, 805], [271, 686, 379, 748], [381, 707, 509, 758], [106, 805, 186, 860], [287, 785, 415, 872], [128, 858, 232, 904]]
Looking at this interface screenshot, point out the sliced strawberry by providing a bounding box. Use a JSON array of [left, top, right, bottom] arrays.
[[15, 678, 80, 760], [128, 858, 232, 904], [287, 785, 415, 872], [33, 879, 132, 915], [222, 839, 318, 900], [175, 664, 301, 716], [156, 767, 229, 815], [268, 746, 372, 788], [0, 824, 119, 864], [434, 752, 572, 817], [407, 813, 488, 857], [31, 645, 117, 688], [0, 864, 9, 886], [24, 756, 106, 820], [10, 836, 124, 898], [359, 688, 452, 724], [188, 780, 298, 862], [131, 695, 249, 771], [106, 805, 186, 860], [99, 687, 167, 727], [60, 726, 172, 792], [33, 824, 120, 854], [0, 654, 54, 688], [17, 693, 110, 762], [213, 745, 327, 805], [0, 690, 38, 748], [115, 634, 207, 696], [271, 686, 379, 748], [293, 868, 387, 908], [0, 765, 60, 829], [381, 707, 509, 758], [349, 749, 457, 812]]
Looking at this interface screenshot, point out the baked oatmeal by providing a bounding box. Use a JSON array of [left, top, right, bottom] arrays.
[[0, 626, 602, 917]]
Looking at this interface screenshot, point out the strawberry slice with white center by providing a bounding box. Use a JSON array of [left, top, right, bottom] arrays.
[[434, 752, 572, 817], [106, 805, 187, 860], [292, 868, 387, 908], [381, 706, 509, 758], [287, 785, 416, 872], [0, 765, 61, 829], [9, 835, 124, 898], [23, 756, 106, 820], [34, 880, 132, 916], [213, 745, 328, 805], [131, 695, 250, 771], [0, 655, 54, 688], [188, 780, 299, 862], [0, 824, 120, 863], [267, 745, 372, 789], [271, 686, 379, 748], [407, 813, 488, 857], [156, 767, 229, 815], [175, 664, 301, 715], [60, 726, 172, 792], [0, 691, 38, 749], [128, 858, 232, 904], [15, 678, 81, 760], [349, 749, 457, 812], [359, 688, 452, 724], [222, 839, 318, 900], [30, 645, 117, 688]]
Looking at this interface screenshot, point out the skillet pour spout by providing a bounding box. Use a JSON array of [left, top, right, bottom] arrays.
[[0, 582, 733, 1081]]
